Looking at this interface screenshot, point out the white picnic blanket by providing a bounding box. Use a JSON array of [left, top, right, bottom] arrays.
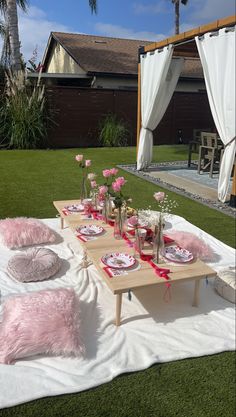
[[0, 215, 235, 409]]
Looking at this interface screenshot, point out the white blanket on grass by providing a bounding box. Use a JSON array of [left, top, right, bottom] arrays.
[[0, 216, 235, 409]]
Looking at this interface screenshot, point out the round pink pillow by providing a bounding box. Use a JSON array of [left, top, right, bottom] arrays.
[[7, 248, 62, 282]]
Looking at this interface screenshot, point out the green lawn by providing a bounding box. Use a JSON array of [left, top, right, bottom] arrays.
[[0, 146, 235, 417]]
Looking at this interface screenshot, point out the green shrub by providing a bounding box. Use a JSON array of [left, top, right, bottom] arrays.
[[99, 114, 130, 147], [0, 70, 49, 149]]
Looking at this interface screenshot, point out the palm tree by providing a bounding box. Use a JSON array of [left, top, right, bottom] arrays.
[[171, 0, 188, 35], [0, 0, 28, 70], [2, 0, 97, 72]]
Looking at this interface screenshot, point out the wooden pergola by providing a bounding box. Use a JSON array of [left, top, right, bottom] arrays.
[[136, 14, 236, 204]]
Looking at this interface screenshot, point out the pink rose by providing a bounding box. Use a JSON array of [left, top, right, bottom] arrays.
[[154, 192, 165, 202], [90, 180, 97, 188], [112, 181, 121, 192], [103, 169, 111, 178], [110, 168, 118, 176], [75, 154, 83, 162], [116, 177, 126, 186], [128, 216, 139, 227], [85, 160, 91, 167], [99, 185, 108, 195]]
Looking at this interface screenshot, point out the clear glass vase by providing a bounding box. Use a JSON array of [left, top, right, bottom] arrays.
[[102, 195, 112, 223], [152, 220, 165, 264], [114, 206, 127, 239], [90, 189, 98, 210], [80, 174, 87, 203]]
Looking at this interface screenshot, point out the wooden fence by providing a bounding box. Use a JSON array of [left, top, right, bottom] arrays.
[[0, 85, 215, 148], [45, 86, 215, 148]]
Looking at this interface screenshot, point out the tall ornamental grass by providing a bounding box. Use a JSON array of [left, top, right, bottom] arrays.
[[99, 113, 130, 147], [0, 70, 48, 149]]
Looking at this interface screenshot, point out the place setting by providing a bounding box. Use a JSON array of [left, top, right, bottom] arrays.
[[75, 224, 105, 242], [101, 252, 141, 277]]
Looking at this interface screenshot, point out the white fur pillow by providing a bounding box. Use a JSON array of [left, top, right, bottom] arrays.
[[7, 248, 62, 282], [0, 217, 56, 249]]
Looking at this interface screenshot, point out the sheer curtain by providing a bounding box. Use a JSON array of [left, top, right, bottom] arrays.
[[137, 46, 184, 170], [196, 27, 236, 202]]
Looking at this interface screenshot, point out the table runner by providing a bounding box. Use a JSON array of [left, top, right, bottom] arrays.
[[0, 215, 235, 409]]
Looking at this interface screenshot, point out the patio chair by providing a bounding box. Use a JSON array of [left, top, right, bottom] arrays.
[[197, 132, 220, 177], [188, 128, 211, 167]]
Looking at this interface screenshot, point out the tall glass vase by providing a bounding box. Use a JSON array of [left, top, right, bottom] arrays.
[[114, 206, 126, 239], [80, 173, 87, 203], [152, 218, 165, 264], [90, 189, 98, 210], [102, 195, 112, 223]]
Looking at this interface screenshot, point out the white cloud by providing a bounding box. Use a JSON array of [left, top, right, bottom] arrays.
[[95, 22, 165, 42], [18, 6, 72, 62], [133, 1, 169, 15], [189, 0, 235, 23], [0, 5, 72, 64]]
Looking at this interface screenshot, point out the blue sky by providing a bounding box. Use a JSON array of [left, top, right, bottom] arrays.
[[1, 0, 235, 62]]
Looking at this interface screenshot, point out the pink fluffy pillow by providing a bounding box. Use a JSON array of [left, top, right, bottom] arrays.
[[167, 230, 214, 261], [0, 288, 84, 364], [0, 217, 56, 249]]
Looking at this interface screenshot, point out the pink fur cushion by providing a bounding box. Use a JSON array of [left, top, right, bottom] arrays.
[[7, 248, 62, 282], [167, 230, 214, 261], [0, 288, 84, 364], [0, 217, 56, 249]]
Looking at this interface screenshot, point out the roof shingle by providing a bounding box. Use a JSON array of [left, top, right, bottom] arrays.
[[48, 32, 203, 78]]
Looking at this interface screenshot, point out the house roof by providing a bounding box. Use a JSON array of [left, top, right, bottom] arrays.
[[46, 33, 150, 76], [43, 32, 204, 79]]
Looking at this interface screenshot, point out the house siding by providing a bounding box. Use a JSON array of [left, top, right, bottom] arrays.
[[47, 42, 86, 75]]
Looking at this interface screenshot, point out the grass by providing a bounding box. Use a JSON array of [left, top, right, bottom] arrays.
[[0, 145, 235, 417]]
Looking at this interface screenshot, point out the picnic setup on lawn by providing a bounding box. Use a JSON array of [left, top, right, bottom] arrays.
[[0, 11, 235, 415], [0, 154, 235, 410]]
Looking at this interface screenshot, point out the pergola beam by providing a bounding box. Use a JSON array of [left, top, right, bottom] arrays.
[[143, 15, 236, 54]]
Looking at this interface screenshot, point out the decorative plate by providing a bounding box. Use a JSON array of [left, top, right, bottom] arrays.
[[77, 224, 104, 236], [65, 204, 84, 212], [101, 252, 136, 269], [127, 218, 150, 229], [163, 245, 194, 263]]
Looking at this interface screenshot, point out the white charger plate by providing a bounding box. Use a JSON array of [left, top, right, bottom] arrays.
[[101, 252, 136, 269], [77, 224, 104, 236], [163, 245, 193, 263]]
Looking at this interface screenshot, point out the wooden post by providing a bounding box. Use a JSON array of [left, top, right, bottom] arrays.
[[192, 279, 201, 307], [115, 293, 122, 326], [229, 163, 236, 208]]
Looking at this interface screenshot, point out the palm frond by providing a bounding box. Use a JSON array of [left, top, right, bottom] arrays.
[[0, 0, 28, 14], [89, 0, 97, 14]]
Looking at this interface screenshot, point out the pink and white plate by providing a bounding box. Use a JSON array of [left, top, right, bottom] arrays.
[[127, 217, 149, 229], [101, 252, 136, 269], [163, 245, 193, 263], [65, 204, 84, 212], [77, 224, 104, 236]]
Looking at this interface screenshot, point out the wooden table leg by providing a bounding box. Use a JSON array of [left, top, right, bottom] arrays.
[[193, 279, 201, 307], [116, 293, 122, 326], [60, 216, 64, 229]]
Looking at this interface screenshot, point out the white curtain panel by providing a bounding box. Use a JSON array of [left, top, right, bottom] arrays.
[[196, 27, 236, 202], [137, 46, 184, 170]]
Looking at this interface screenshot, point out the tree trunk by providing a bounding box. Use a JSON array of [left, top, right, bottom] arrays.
[[6, 0, 21, 71], [175, 0, 180, 34]]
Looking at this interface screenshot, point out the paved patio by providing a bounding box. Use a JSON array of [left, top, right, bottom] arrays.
[[119, 161, 235, 218]]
